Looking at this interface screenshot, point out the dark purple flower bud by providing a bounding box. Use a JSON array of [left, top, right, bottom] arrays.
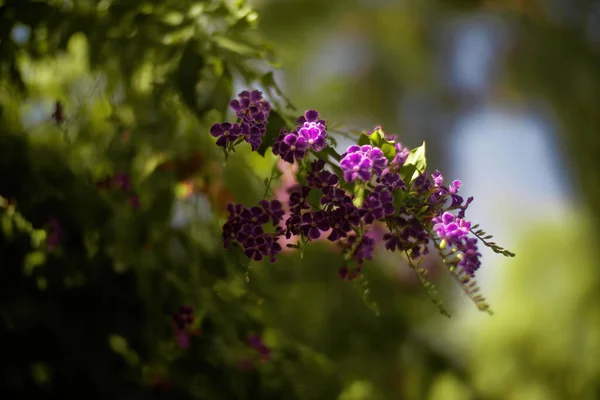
[[431, 170, 444, 187], [210, 122, 243, 147], [458, 196, 474, 219]]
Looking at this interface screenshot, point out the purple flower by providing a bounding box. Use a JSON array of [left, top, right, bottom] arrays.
[[241, 206, 270, 225], [260, 199, 285, 225], [340, 145, 388, 182], [320, 187, 351, 206], [343, 233, 375, 265], [412, 172, 433, 193], [296, 110, 327, 151], [327, 202, 361, 241], [376, 172, 406, 192], [273, 129, 309, 164], [383, 214, 430, 258], [226, 203, 245, 220], [241, 122, 265, 151], [288, 185, 311, 213], [457, 237, 481, 276], [308, 170, 339, 195], [385, 142, 410, 173], [230, 90, 271, 126], [432, 170, 444, 187], [243, 233, 269, 261], [432, 212, 470, 245], [300, 211, 330, 239], [210, 122, 242, 147], [360, 190, 395, 224], [458, 196, 474, 219], [449, 180, 461, 194]]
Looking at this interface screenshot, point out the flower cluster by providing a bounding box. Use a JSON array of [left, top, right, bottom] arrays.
[[272, 110, 328, 164], [222, 201, 284, 263], [340, 145, 387, 182], [210, 90, 514, 315], [211, 90, 271, 151]]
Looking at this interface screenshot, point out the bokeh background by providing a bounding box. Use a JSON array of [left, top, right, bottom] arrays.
[[1, 0, 600, 399]]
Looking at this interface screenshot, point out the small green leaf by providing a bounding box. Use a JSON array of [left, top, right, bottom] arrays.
[[393, 190, 407, 211], [353, 184, 365, 208], [357, 134, 370, 146], [306, 188, 323, 209], [322, 146, 342, 162], [257, 110, 286, 157], [399, 142, 427, 183], [381, 142, 396, 161]]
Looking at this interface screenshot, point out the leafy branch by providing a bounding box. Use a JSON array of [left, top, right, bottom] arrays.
[[404, 250, 451, 318], [470, 224, 516, 258]]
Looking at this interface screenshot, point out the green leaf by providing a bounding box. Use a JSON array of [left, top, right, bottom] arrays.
[[322, 146, 342, 162], [381, 142, 396, 161], [367, 127, 385, 146], [261, 71, 295, 110], [257, 110, 285, 157], [393, 190, 407, 211], [176, 40, 205, 115], [399, 142, 427, 183], [357, 134, 370, 146], [213, 35, 262, 57], [306, 188, 323, 209], [353, 184, 365, 208]]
